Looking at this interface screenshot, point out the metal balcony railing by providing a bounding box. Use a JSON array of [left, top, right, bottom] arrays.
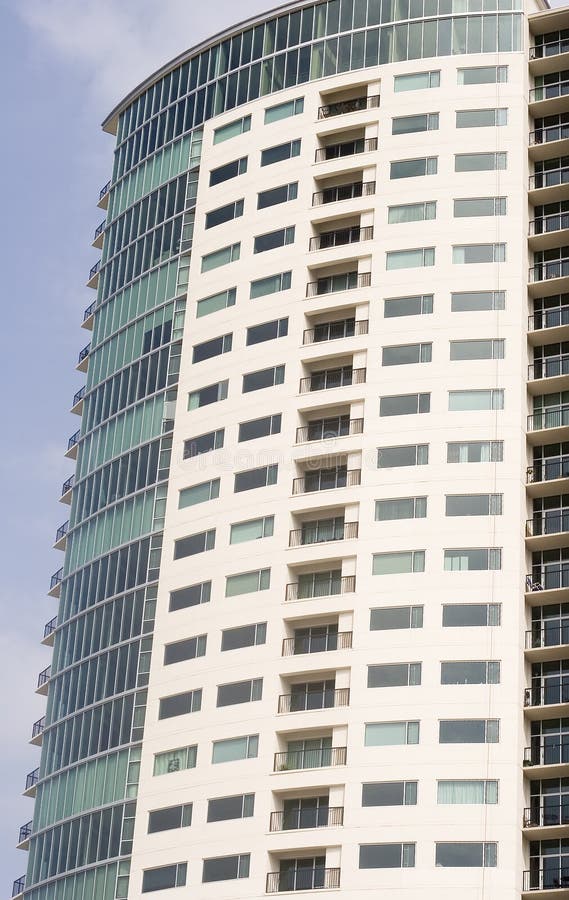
[[524, 741, 569, 767], [527, 457, 569, 483], [524, 803, 569, 827], [37, 666, 51, 688], [526, 625, 569, 649], [93, 220, 106, 241], [266, 867, 341, 893], [55, 521, 69, 543], [292, 468, 361, 495], [50, 569, 63, 591], [89, 260, 101, 279], [99, 180, 111, 201], [530, 123, 569, 146], [529, 166, 569, 190], [77, 343, 91, 364], [524, 682, 569, 707], [306, 270, 370, 297], [274, 746, 347, 771], [278, 687, 350, 714], [83, 300, 96, 322], [530, 258, 569, 283], [73, 386, 86, 407], [67, 430, 80, 451], [526, 567, 569, 591], [303, 319, 368, 345], [530, 39, 569, 59], [44, 615, 57, 639], [299, 367, 366, 394], [312, 180, 376, 207], [12, 878, 25, 897], [25, 768, 39, 791], [282, 631, 353, 656], [269, 806, 344, 832], [318, 93, 380, 119], [18, 822, 32, 843], [530, 80, 569, 103], [315, 137, 378, 163], [31, 716, 46, 739], [530, 213, 569, 236], [523, 867, 569, 891], [296, 417, 363, 443], [526, 512, 569, 537], [61, 474, 75, 495], [289, 522, 358, 547], [285, 575, 356, 601], [309, 225, 373, 251], [527, 405, 569, 431]]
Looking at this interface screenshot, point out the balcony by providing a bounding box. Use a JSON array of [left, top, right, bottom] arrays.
[[523, 867, 569, 893], [309, 225, 373, 252], [12, 877, 25, 898], [306, 270, 370, 298], [524, 741, 569, 774], [277, 686, 350, 714], [318, 93, 380, 119], [270, 806, 344, 832], [529, 213, 569, 252], [529, 258, 569, 298], [24, 767, 39, 798], [299, 367, 366, 395], [526, 625, 569, 662], [529, 306, 569, 344], [42, 615, 57, 646], [529, 166, 569, 203], [289, 522, 358, 548], [60, 474, 75, 503], [30, 716, 46, 745], [54, 520, 69, 550], [296, 417, 363, 444], [66, 429, 81, 459], [37, 666, 51, 695], [267, 867, 340, 893], [529, 80, 569, 117], [77, 342, 90, 372], [530, 36, 569, 75], [315, 136, 378, 164], [526, 512, 569, 549], [526, 568, 569, 598], [71, 385, 86, 415], [82, 300, 96, 330], [283, 631, 353, 656], [49, 568, 63, 597], [524, 803, 569, 832], [312, 180, 376, 207], [303, 319, 368, 346], [527, 406, 569, 442], [292, 468, 361, 495], [274, 746, 347, 772], [93, 219, 106, 248], [527, 457, 569, 493], [524, 682, 569, 716], [285, 574, 355, 602], [17, 821, 32, 849], [98, 179, 111, 209], [530, 353, 569, 381], [87, 259, 101, 289]]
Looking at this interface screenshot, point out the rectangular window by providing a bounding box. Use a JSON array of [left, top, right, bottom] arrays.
[[388, 201, 436, 224], [209, 157, 247, 187], [378, 444, 429, 468], [458, 65, 508, 84], [444, 548, 502, 571], [380, 393, 430, 416], [217, 678, 262, 707], [390, 157, 437, 179], [234, 464, 278, 493], [453, 243, 505, 264], [201, 243, 240, 272], [365, 721, 420, 746], [213, 115, 251, 144], [142, 863, 187, 893], [250, 270, 292, 298], [455, 152, 507, 172], [392, 112, 439, 134], [441, 660, 500, 685], [437, 781, 498, 804], [372, 550, 425, 575], [221, 622, 267, 651], [360, 843, 415, 869], [435, 843, 497, 867], [450, 340, 505, 361], [258, 182, 298, 209], [169, 581, 211, 612], [261, 139, 301, 166], [439, 719, 499, 743], [148, 804, 192, 833], [447, 440, 503, 463], [225, 568, 271, 596], [205, 199, 244, 229], [382, 342, 432, 365], [446, 494, 503, 516], [197, 287, 236, 318], [375, 497, 427, 520], [370, 606, 424, 631], [174, 529, 215, 560], [265, 97, 304, 123], [442, 603, 501, 627], [386, 247, 435, 269], [242, 364, 285, 393], [456, 108, 508, 128], [368, 662, 422, 687], [158, 688, 202, 720], [448, 389, 504, 410], [238, 413, 282, 442], [202, 854, 250, 883], [451, 291, 505, 311], [394, 70, 440, 91], [454, 198, 507, 217], [178, 479, 220, 509], [253, 226, 295, 254], [230, 516, 274, 544], [246, 318, 288, 345], [192, 333, 232, 363], [207, 794, 255, 823], [164, 634, 207, 665], [188, 379, 228, 410], [212, 734, 259, 764], [183, 429, 224, 459], [362, 781, 418, 806], [384, 294, 433, 318], [153, 745, 197, 776]]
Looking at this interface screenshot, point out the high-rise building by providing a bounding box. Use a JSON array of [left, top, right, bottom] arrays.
[[13, 0, 569, 896]]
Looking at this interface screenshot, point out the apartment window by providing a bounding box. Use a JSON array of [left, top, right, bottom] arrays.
[[453, 243, 505, 264], [446, 494, 503, 516], [368, 662, 422, 687], [455, 152, 507, 171], [458, 65, 508, 84], [394, 70, 440, 91], [384, 294, 433, 317], [178, 479, 220, 509], [142, 863, 187, 893], [378, 444, 428, 468], [234, 464, 278, 493], [451, 339, 505, 360], [388, 201, 436, 224], [441, 661, 500, 684], [370, 606, 424, 630], [447, 440, 503, 462], [173, 529, 215, 560], [221, 622, 267, 651], [202, 854, 250, 883], [197, 287, 236, 318], [254, 226, 295, 253], [456, 108, 508, 128], [148, 804, 192, 833], [169, 581, 211, 612], [153, 745, 197, 776], [192, 333, 232, 363], [238, 413, 282, 442], [201, 243, 240, 272], [386, 247, 435, 269], [207, 794, 255, 823], [362, 782, 418, 806], [261, 139, 301, 166], [212, 734, 258, 764], [213, 115, 251, 144], [246, 318, 288, 345], [444, 548, 502, 571], [392, 112, 439, 134], [242, 364, 285, 393], [217, 678, 262, 707], [448, 390, 504, 410], [435, 843, 497, 867], [188, 379, 228, 410], [258, 182, 298, 209], [454, 197, 507, 217], [225, 568, 271, 597], [442, 604, 501, 626], [380, 393, 430, 416], [439, 719, 499, 743], [205, 199, 244, 229], [209, 157, 247, 187], [250, 270, 292, 298], [437, 781, 498, 804], [375, 497, 427, 520], [390, 157, 437, 178], [265, 97, 304, 123], [164, 634, 207, 665], [382, 342, 432, 365], [360, 844, 416, 869], [158, 688, 202, 720], [183, 429, 224, 459], [365, 721, 420, 746], [230, 516, 274, 544], [451, 290, 505, 311], [372, 550, 425, 575]]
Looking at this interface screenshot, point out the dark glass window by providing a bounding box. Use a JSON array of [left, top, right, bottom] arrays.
[[261, 139, 301, 166], [362, 782, 417, 806], [205, 199, 244, 229], [238, 413, 282, 442], [217, 678, 263, 707], [169, 581, 211, 612], [202, 854, 250, 882], [142, 863, 187, 892], [359, 844, 415, 868], [234, 464, 278, 492], [246, 318, 289, 345], [173, 529, 215, 559], [183, 428, 224, 458], [164, 634, 207, 665], [370, 606, 424, 630], [209, 157, 247, 186], [258, 182, 298, 208], [159, 689, 202, 719], [442, 604, 501, 626], [192, 333, 232, 363], [207, 793, 255, 822], [253, 226, 295, 253], [221, 622, 267, 651], [148, 804, 192, 833], [242, 365, 285, 392]]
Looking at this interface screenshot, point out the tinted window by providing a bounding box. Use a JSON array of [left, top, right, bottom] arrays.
[[159, 689, 202, 720], [173, 529, 215, 559], [207, 794, 254, 822], [169, 581, 211, 612], [209, 157, 247, 186], [246, 319, 288, 345], [202, 854, 250, 883], [192, 334, 232, 363], [234, 464, 278, 492], [442, 604, 501, 626], [217, 678, 262, 706], [377, 445, 428, 468], [221, 623, 267, 651], [148, 804, 192, 833], [253, 226, 295, 253], [362, 782, 417, 806], [164, 635, 207, 665], [370, 606, 423, 630], [238, 413, 282, 442], [261, 139, 301, 166]]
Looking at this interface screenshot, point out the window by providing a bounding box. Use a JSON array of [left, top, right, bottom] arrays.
[[392, 112, 439, 134], [441, 661, 500, 684], [254, 226, 295, 253], [265, 96, 304, 123], [213, 115, 251, 144], [209, 157, 247, 187], [394, 70, 440, 91], [188, 379, 228, 410], [372, 550, 425, 575], [454, 198, 507, 217], [456, 108, 508, 127], [225, 568, 271, 596], [242, 364, 285, 393], [261, 139, 301, 166], [202, 854, 250, 883], [173, 529, 215, 560], [390, 157, 437, 178], [192, 333, 232, 363], [375, 497, 427, 520], [450, 340, 505, 360], [359, 844, 416, 869], [439, 719, 499, 743], [435, 843, 497, 867], [368, 662, 422, 687], [238, 413, 282, 442], [384, 294, 433, 317], [246, 318, 288, 345], [370, 606, 424, 630], [178, 479, 220, 509], [153, 745, 197, 776], [380, 393, 430, 416], [217, 678, 262, 707], [362, 782, 418, 806], [388, 202, 436, 224], [205, 199, 244, 229], [258, 183, 298, 209], [169, 581, 211, 612], [249, 272, 292, 300], [451, 290, 505, 311], [448, 390, 504, 410], [221, 622, 267, 651], [437, 781, 498, 804], [158, 688, 202, 720], [142, 863, 187, 892], [212, 734, 258, 764], [447, 440, 503, 463], [378, 444, 428, 468], [453, 243, 505, 264], [183, 429, 224, 459], [386, 247, 435, 269], [201, 243, 240, 272], [444, 548, 502, 571], [382, 343, 432, 365], [197, 287, 236, 318], [230, 516, 274, 544], [234, 464, 278, 493], [148, 804, 192, 833], [164, 634, 206, 666], [365, 721, 420, 746], [207, 794, 255, 823], [455, 152, 507, 172], [446, 494, 503, 516], [458, 65, 508, 84], [442, 604, 501, 627]]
